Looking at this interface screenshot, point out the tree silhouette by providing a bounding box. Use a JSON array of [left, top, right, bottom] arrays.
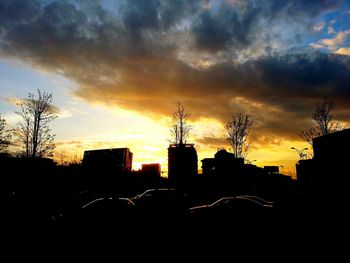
[[170, 103, 191, 145], [312, 98, 343, 135], [299, 127, 321, 147], [14, 90, 57, 158], [225, 113, 253, 158], [0, 114, 11, 153], [300, 97, 344, 147]]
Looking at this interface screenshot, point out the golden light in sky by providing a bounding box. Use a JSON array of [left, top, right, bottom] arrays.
[[1, 0, 350, 180]]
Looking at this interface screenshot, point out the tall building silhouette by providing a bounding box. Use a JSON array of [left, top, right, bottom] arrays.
[[168, 144, 198, 188]]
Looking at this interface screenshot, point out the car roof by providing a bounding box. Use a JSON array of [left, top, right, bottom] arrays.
[[133, 188, 177, 198], [209, 197, 237, 207], [82, 197, 106, 209], [190, 196, 274, 211], [236, 195, 274, 204], [209, 196, 273, 208], [82, 197, 133, 209]]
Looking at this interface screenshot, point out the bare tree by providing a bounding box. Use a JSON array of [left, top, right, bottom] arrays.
[[312, 98, 343, 135], [13, 101, 32, 156], [14, 90, 57, 158], [170, 103, 191, 145], [300, 97, 344, 147], [299, 127, 321, 147], [225, 113, 253, 158], [0, 114, 11, 153]]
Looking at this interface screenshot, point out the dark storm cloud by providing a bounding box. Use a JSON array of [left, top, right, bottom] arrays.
[[262, 0, 343, 17], [255, 50, 350, 98], [0, 0, 349, 144], [70, 49, 350, 140], [192, 2, 261, 52], [0, 0, 40, 29], [191, 0, 344, 53], [122, 0, 202, 32]]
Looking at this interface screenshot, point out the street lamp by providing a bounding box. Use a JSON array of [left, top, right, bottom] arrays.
[[291, 147, 308, 159]]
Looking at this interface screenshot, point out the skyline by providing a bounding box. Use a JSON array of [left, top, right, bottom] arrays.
[[1, 0, 350, 177]]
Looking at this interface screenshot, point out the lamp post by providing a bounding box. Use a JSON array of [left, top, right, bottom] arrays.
[[291, 147, 308, 159]]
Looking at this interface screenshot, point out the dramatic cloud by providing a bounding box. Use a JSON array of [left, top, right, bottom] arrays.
[[0, 0, 349, 146], [320, 29, 350, 51], [2, 97, 24, 106], [196, 136, 228, 148], [191, 0, 343, 54], [336, 47, 350, 56], [3, 96, 61, 115]]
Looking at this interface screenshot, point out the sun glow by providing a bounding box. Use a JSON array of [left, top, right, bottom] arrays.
[[53, 110, 303, 180]]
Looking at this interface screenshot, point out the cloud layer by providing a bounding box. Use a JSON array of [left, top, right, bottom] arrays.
[[1, 0, 349, 144]]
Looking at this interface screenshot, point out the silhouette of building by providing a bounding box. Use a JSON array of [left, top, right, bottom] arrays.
[[201, 158, 216, 176], [141, 163, 161, 178], [296, 129, 350, 201], [82, 148, 133, 176], [296, 159, 316, 189], [313, 128, 350, 162], [168, 144, 198, 188], [201, 149, 244, 177]]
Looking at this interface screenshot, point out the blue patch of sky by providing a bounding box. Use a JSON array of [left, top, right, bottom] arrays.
[[318, 1, 350, 32], [0, 59, 74, 104], [0, 58, 79, 131], [0, 59, 150, 142], [298, 2, 350, 50]]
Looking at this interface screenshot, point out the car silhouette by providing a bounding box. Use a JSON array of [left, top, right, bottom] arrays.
[[50, 190, 118, 226], [189, 195, 274, 220], [129, 188, 190, 218], [235, 195, 274, 206], [75, 196, 136, 227]]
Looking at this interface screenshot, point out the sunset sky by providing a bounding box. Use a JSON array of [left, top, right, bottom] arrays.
[[1, 0, 350, 177]]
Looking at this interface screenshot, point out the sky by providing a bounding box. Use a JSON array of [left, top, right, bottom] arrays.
[[1, 0, 350, 178]]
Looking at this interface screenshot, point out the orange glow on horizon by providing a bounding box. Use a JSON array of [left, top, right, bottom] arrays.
[[50, 106, 305, 180]]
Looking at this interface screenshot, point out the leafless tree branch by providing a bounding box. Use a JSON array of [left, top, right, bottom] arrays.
[[14, 89, 57, 158], [225, 113, 253, 158], [0, 114, 12, 153], [170, 103, 191, 145]]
